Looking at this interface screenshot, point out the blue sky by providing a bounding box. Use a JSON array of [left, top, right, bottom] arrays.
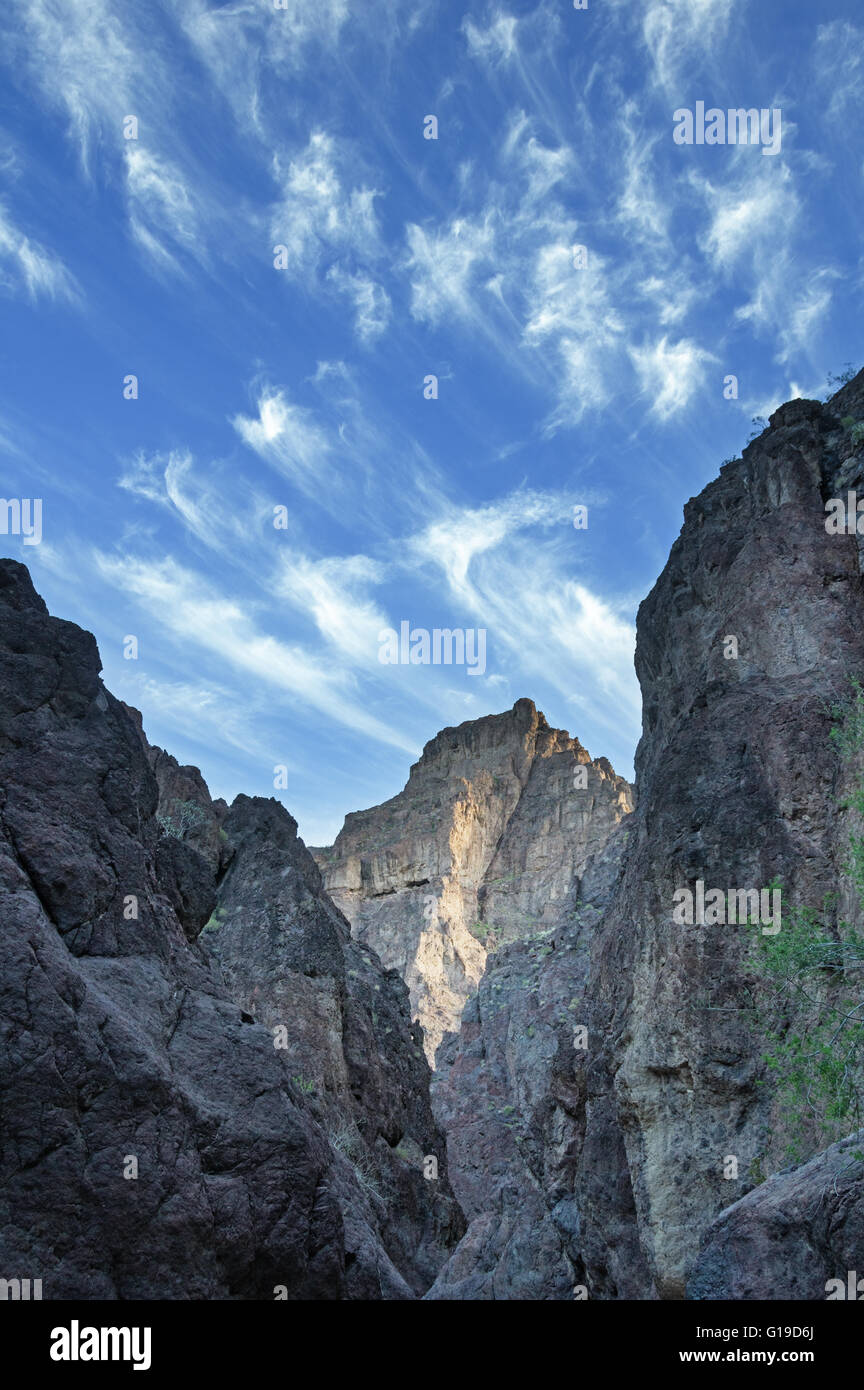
[[0, 0, 862, 844]]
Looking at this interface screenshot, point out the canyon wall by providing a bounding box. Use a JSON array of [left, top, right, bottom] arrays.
[[0, 559, 461, 1298], [313, 698, 633, 1061], [429, 372, 864, 1299], [5, 372, 864, 1302]]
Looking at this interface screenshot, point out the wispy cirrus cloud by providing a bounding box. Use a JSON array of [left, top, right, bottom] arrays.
[[232, 372, 445, 531], [813, 21, 864, 125], [232, 387, 337, 499], [404, 488, 640, 743], [694, 164, 836, 364], [629, 336, 716, 420], [325, 264, 391, 341], [273, 551, 390, 666], [93, 552, 417, 754], [119, 449, 271, 554], [0, 204, 80, 303], [632, 0, 739, 95], [463, 11, 520, 66], [117, 672, 280, 765], [269, 130, 390, 341], [9, 0, 157, 172], [125, 147, 205, 274], [6, 0, 246, 275]]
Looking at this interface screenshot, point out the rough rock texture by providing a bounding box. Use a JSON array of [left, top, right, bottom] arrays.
[[576, 376, 864, 1299], [428, 371, 864, 1299], [427, 822, 638, 1299], [688, 1130, 864, 1300], [123, 703, 228, 875], [313, 699, 632, 1060], [204, 793, 464, 1296], [0, 560, 461, 1298]]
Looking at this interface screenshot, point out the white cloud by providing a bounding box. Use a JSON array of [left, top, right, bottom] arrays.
[[233, 388, 335, 497], [463, 12, 520, 65], [274, 551, 389, 664], [119, 449, 269, 553], [629, 335, 714, 420], [118, 673, 278, 764], [404, 489, 640, 743], [12, 0, 150, 171], [700, 176, 792, 271], [179, 0, 351, 102], [270, 130, 388, 340], [0, 204, 79, 302], [401, 108, 708, 428], [695, 166, 835, 363], [813, 21, 864, 124], [404, 216, 497, 327], [270, 132, 382, 272], [639, 0, 737, 94], [125, 147, 203, 272], [326, 265, 391, 341], [524, 243, 624, 424], [93, 553, 416, 753], [9, 1, 240, 274]]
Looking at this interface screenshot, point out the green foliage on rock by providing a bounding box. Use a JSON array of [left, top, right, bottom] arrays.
[[749, 680, 864, 1160]]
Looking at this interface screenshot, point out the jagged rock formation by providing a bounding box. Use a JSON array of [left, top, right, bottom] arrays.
[[428, 372, 864, 1299], [313, 699, 633, 1060], [0, 560, 461, 1299], [123, 705, 229, 874]]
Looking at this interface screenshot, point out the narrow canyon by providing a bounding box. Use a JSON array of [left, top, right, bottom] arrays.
[[3, 372, 864, 1298]]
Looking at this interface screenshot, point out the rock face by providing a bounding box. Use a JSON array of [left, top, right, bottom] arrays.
[[6, 372, 864, 1304], [689, 1130, 864, 1300], [428, 371, 864, 1299], [203, 793, 464, 1296], [313, 699, 633, 1061], [0, 560, 461, 1299], [427, 822, 638, 1299], [575, 378, 864, 1299]]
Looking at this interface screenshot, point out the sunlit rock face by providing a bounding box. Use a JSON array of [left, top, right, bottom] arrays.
[[313, 698, 633, 1061]]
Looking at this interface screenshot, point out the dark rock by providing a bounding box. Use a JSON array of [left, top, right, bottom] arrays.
[[205, 792, 464, 1297], [689, 1131, 864, 1300], [0, 558, 461, 1298]]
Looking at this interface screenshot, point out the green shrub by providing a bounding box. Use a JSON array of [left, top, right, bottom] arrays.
[[157, 799, 208, 840]]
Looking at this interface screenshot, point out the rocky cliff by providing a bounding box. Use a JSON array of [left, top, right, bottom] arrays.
[[0, 559, 461, 1298], [427, 371, 864, 1299], [313, 699, 633, 1060], [5, 371, 864, 1303]]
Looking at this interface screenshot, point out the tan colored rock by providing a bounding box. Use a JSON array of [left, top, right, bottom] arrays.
[[313, 698, 632, 1060]]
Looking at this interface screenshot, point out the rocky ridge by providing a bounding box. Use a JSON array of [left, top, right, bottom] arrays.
[[313, 698, 633, 1060]]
